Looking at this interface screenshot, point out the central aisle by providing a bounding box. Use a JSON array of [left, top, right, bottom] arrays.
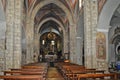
[[46, 67, 64, 80]]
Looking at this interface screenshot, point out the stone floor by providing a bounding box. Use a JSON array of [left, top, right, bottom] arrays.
[[46, 67, 64, 80]]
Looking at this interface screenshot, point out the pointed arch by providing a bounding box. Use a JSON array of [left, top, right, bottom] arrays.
[[37, 17, 67, 54], [98, 0, 120, 29], [37, 17, 65, 34]]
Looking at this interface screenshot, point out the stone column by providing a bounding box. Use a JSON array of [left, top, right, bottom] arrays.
[[26, 19, 31, 63], [90, 0, 98, 69], [69, 24, 77, 63], [13, 0, 23, 68], [83, 0, 98, 68], [26, 17, 34, 63], [5, 0, 15, 70], [64, 31, 68, 54], [5, 0, 23, 69], [76, 37, 83, 65], [34, 33, 40, 60], [30, 18, 34, 63]]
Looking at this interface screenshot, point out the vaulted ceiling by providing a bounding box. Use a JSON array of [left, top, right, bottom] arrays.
[[34, 3, 66, 25], [25, 0, 74, 25], [24, 0, 75, 35]]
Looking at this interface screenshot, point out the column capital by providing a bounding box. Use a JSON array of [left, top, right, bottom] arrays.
[[97, 28, 109, 33]]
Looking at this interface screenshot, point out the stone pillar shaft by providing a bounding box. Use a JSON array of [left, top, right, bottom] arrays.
[[26, 18, 34, 63], [84, 0, 98, 68], [84, 0, 92, 68], [90, 0, 98, 69], [69, 24, 77, 63], [5, 0, 23, 69], [13, 0, 23, 68], [6, 0, 15, 70], [64, 32, 68, 54]]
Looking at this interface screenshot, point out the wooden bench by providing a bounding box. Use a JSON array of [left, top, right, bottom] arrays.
[[0, 75, 44, 80], [57, 62, 106, 79], [76, 73, 118, 80], [10, 68, 47, 74], [22, 66, 46, 69], [0, 63, 48, 80], [65, 69, 105, 80], [3, 63, 48, 79], [4, 70, 45, 75]]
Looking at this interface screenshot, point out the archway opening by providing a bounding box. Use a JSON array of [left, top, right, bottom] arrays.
[[38, 21, 63, 62], [40, 32, 62, 61]]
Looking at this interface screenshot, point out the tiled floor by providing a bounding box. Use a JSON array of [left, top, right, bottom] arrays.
[[46, 67, 64, 80]]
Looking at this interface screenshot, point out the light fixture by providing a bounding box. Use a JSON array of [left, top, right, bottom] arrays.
[[51, 40, 55, 45], [42, 40, 45, 45]]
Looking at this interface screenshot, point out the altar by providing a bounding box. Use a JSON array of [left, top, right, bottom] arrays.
[[45, 54, 57, 62]]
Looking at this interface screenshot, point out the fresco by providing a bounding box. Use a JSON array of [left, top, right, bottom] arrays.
[[96, 32, 106, 59]]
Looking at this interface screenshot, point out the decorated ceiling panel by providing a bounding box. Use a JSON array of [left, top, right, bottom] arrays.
[[34, 3, 66, 25], [24, 0, 75, 13]]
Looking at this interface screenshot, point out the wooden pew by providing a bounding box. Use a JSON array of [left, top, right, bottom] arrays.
[[10, 68, 47, 74], [76, 73, 118, 80], [56, 62, 106, 80], [65, 69, 105, 80], [22, 63, 48, 69], [4, 70, 45, 75], [57, 64, 85, 79], [22, 66, 46, 69], [0, 63, 48, 80], [0, 75, 44, 80]]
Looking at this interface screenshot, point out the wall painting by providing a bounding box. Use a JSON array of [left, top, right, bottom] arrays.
[[96, 32, 106, 59]]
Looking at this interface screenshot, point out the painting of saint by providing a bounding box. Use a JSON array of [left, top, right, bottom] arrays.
[[96, 32, 106, 59]]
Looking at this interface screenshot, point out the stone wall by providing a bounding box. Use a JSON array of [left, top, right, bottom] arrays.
[[0, 39, 5, 72]]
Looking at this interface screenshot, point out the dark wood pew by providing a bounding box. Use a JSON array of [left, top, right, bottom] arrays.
[[0, 63, 48, 80], [22, 63, 48, 69], [8, 62, 48, 75], [76, 73, 118, 80], [0, 75, 44, 80], [56, 62, 106, 80], [4, 70, 45, 75], [10, 68, 47, 73], [66, 69, 105, 80], [61, 65, 85, 77], [22, 66, 46, 69], [9, 67, 47, 76]]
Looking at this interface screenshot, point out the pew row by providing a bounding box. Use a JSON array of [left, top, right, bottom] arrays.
[[2, 62, 48, 80], [0, 75, 44, 80], [4, 70, 45, 75], [77, 73, 118, 80]]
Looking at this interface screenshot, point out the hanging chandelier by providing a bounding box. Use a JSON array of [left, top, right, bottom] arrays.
[[47, 27, 56, 40], [47, 32, 54, 39]]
